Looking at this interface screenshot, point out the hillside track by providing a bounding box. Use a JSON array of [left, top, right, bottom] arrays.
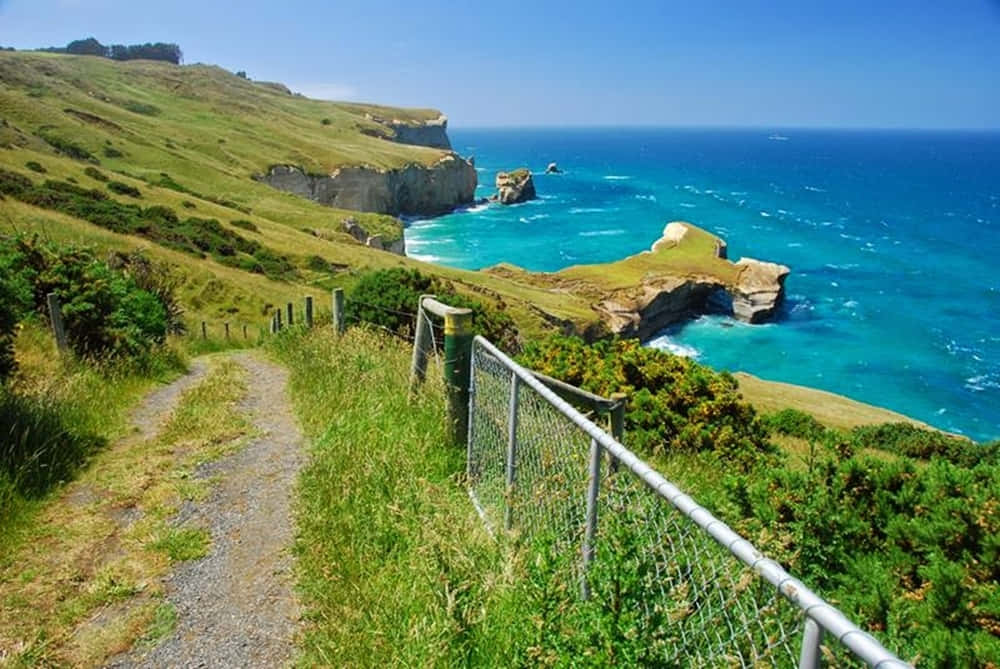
[[109, 352, 304, 668]]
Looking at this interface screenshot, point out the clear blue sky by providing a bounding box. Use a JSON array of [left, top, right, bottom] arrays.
[[2, 0, 998, 128]]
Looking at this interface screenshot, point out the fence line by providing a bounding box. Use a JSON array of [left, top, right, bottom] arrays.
[[467, 335, 910, 668]]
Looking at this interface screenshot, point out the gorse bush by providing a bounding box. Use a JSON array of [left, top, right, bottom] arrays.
[[37, 128, 96, 162], [345, 268, 520, 351], [24, 161, 46, 173], [763, 408, 826, 441], [519, 336, 774, 468], [723, 450, 1000, 665], [0, 168, 294, 279], [0, 278, 17, 382], [106, 180, 141, 197], [83, 166, 108, 182], [0, 236, 170, 359]]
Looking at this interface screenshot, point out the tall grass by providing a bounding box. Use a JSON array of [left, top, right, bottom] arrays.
[[0, 322, 186, 531]]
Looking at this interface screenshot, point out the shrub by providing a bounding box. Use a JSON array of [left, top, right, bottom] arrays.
[[321, 118, 332, 126], [0, 278, 18, 382], [0, 237, 169, 359], [181, 200, 196, 209], [84, 166, 108, 182], [849, 422, 994, 466], [24, 161, 46, 174], [230, 219, 259, 233], [107, 180, 142, 198], [345, 268, 519, 351], [518, 336, 774, 467], [763, 408, 827, 441], [37, 129, 96, 162], [103, 146, 123, 158], [123, 101, 160, 116]]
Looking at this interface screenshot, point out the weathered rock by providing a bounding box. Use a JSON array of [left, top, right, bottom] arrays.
[[342, 217, 367, 243], [492, 168, 536, 205], [596, 276, 723, 340], [365, 113, 452, 150], [340, 218, 402, 256], [731, 258, 790, 323], [545, 162, 562, 174], [260, 153, 477, 216]]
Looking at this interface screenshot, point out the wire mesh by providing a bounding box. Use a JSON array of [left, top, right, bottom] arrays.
[[467, 338, 905, 668]]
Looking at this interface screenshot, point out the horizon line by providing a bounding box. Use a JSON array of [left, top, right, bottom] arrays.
[[447, 123, 1000, 133]]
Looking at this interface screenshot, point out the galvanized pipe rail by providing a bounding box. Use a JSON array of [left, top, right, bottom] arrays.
[[469, 335, 910, 669]]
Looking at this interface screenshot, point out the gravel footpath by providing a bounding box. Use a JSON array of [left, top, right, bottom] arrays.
[[109, 352, 304, 668]]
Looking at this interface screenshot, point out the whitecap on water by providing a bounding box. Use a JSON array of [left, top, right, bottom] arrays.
[[604, 175, 631, 181], [760, 211, 771, 218], [579, 229, 626, 237], [570, 207, 609, 214], [678, 203, 697, 208], [646, 334, 700, 358], [803, 185, 826, 192], [635, 194, 657, 202]]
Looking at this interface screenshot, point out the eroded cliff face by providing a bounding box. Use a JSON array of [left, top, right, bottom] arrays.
[[260, 153, 476, 216], [370, 113, 452, 150]]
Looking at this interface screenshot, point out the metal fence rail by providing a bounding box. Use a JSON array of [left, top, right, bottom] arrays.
[[467, 335, 910, 668]]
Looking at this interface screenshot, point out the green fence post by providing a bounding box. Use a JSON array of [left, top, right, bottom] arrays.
[[443, 308, 474, 447]]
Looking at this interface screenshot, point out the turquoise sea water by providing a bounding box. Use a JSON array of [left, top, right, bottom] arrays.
[[405, 128, 1000, 441]]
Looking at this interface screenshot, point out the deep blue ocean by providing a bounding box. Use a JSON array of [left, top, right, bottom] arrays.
[[405, 128, 1000, 441]]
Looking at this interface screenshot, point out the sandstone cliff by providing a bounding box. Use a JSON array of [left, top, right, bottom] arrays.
[[492, 168, 536, 205], [259, 153, 476, 217], [365, 113, 452, 150]]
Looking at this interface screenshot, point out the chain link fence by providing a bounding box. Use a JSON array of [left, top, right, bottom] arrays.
[[467, 335, 910, 668]]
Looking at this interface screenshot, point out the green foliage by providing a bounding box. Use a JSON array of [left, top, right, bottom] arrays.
[[0, 169, 294, 280], [723, 450, 1000, 664], [42, 37, 182, 64], [24, 161, 46, 174], [37, 128, 96, 162], [321, 118, 332, 126], [122, 100, 160, 116], [519, 336, 774, 468], [106, 180, 141, 198], [850, 422, 994, 466], [764, 408, 827, 441], [0, 278, 17, 382], [83, 166, 108, 182], [102, 146, 123, 158], [0, 236, 171, 359], [230, 218, 258, 233], [345, 268, 520, 351]]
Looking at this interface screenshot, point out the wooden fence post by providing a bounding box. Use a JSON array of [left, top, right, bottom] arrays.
[[443, 308, 474, 447], [332, 288, 345, 335], [275, 309, 282, 331], [286, 302, 294, 326], [243, 324, 248, 339], [46, 292, 69, 352], [408, 303, 433, 394], [201, 321, 207, 339], [225, 322, 230, 340], [305, 296, 313, 328]]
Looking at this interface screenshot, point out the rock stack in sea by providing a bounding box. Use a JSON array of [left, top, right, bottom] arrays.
[[491, 168, 536, 205]]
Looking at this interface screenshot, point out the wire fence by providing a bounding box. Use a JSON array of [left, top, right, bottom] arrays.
[[467, 335, 910, 669]]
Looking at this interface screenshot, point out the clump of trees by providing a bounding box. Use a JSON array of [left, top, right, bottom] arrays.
[[39, 37, 182, 65]]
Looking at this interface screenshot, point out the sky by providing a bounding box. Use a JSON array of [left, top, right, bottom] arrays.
[[1, 0, 998, 129]]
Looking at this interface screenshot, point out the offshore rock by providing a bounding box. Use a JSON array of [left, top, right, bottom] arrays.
[[731, 258, 790, 323], [261, 153, 476, 216], [492, 168, 536, 205], [545, 162, 562, 174]]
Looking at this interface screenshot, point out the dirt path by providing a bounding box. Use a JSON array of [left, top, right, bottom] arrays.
[[110, 352, 304, 668]]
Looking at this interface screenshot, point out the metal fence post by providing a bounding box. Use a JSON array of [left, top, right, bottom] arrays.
[[504, 373, 520, 531], [286, 302, 294, 326], [799, 618, 824, 669], [46, 293, 69, 352], [409, 301, 433, 394], [443, 308, 473, 447], [332, 288, 345, 334], [581, 436, 603, 600], [609, 392, 626, 473], [305, 296, 314, 328]]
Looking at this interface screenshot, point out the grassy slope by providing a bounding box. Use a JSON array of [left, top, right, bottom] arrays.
[[0, 51, 926, 426]]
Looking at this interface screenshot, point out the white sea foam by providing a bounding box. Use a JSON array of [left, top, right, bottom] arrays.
[[787, 242, 803, 248], [844, 300, 859, 308], [407, 252, 442, 263], [604, 175, 631, 181], [759, 211, 771, 218], [803, 185, 826, 192], [570, 207, 609, 214], [778, 209, 790, 215], [635, 194, 657, 202], [679, 203, 697, 208], [580, 229, 626, 237], [647, 334, 700, 358], [730, 191, 747, 196]]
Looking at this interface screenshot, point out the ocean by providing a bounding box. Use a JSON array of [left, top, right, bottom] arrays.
[[405, 128, 1000, 442]]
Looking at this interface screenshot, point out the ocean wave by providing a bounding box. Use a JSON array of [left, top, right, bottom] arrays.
[[525, 214, 549, 221], [843, 300, 859, 308], [777, 209, 790, 215], [604, 175, 631, 181], [965, 375, 1000, 392], [825, 263, 859, 270], [408, 220, 439, 230], [730, 191, 747, 196], [678, 203, 697, 209], [803, 185, 826, 192], [760, 211, 772, 218], [407, 252, 442, 263], [646, 334, 700, 358], [570, 207, 610, 214], [580, 229, 626, 237], [787, 242, 803, 248], [635, 194, 657, 202]]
